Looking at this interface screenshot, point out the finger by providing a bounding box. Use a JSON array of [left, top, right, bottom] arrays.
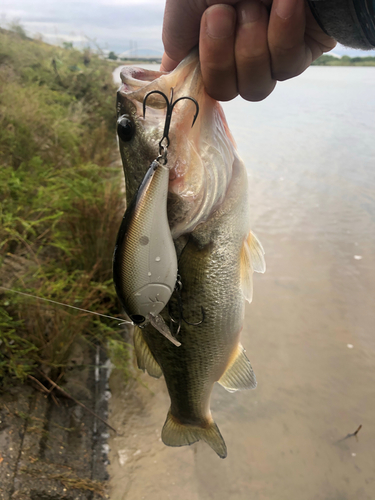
[[268, 0, 309, 81], [162, 0, 205, 65], [235, 0, 276, 101], [199, 4, 238, 101], [160, 53, 179, 72]]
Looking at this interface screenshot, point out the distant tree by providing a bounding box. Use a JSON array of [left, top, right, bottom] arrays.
[[341, 55, 351, 65], [108, 51, 118, 60], [312, 53, 375, 66], [9, 20, 27, 39], [83, 49, 91, 66], [311, 54, 337, 65], [62, 42, 74, 49]]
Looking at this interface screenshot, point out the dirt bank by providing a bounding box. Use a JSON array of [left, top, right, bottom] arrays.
[[0, 343, 111, 500]]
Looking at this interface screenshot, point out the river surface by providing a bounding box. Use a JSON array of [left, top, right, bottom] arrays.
[[109, 66, 375, 500]]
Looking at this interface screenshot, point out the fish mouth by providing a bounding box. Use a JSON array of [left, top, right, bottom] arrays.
[[119, 67, 166, 94], [117, 52, 236, 238], [118, 51, 200, 102], [117, 53, 203, 144]]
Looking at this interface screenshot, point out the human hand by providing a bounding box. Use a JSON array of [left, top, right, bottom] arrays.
[[161, 0, 337, 101]]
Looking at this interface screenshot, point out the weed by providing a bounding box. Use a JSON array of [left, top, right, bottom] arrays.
[[0, 28, 129, 387]]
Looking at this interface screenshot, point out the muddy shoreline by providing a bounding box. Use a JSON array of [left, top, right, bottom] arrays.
[[0, 343, 111, 500]]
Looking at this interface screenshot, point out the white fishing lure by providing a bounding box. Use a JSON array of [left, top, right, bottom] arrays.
[[112, 158, 178, 328]]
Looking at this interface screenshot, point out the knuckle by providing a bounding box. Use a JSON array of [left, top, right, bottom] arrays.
[[201, 45, 235, 72], [237, 49, 268, 66], [201, 49, 237, 100], [271, 42, 297, 56], [204, 59, 234, 73], [269, 34, 304, 55]]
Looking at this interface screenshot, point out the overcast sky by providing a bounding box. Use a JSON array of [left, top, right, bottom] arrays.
[[1, 0, 375, 57], [1, 0, 165, 55]]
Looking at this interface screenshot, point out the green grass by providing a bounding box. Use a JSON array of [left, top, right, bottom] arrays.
[[0, 27, 130, 387], [312, 54, 375, 66]]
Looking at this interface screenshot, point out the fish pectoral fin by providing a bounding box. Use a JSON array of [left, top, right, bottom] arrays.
[[240, 236, 253, 303], [248, 231, 266, 274], [134, 327, 163, 378], [161, 411, 227, 459], [218, 344, 257, 392], [240, 231, 266, 303]]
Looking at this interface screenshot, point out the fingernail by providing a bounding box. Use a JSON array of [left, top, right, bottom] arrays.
[[205, 5, 235, 39], [239, 0, 262, 24], [276, 0, 297, 20]]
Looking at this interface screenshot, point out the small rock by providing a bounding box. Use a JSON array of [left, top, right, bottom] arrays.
[[118, 449, 128, 466]]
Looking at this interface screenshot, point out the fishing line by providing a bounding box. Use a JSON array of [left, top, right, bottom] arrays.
[[0, 286, 132, 325]]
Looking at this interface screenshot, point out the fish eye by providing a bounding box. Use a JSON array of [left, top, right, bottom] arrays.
[[117, 115, 134, 142], [130, 314, 145, 325]]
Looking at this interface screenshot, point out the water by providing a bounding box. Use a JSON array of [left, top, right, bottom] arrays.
[[109, 66, 375, 500]]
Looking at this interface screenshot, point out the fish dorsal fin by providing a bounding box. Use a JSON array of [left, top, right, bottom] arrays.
[[240, 231, 266, 303], [218, 344, 257, 392], [161, 410, 227, 459], [134, 327, 163, 379]]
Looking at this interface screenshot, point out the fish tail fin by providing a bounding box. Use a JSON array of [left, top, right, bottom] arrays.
[[161, 410, 227, 459]]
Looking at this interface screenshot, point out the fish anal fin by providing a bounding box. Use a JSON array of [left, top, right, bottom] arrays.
[[134, 327, 163, 378], [218, 344, 257, 392], [161, 411, 227, 459]]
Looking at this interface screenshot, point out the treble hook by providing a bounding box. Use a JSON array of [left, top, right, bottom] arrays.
[[143, 89, 199, 158], [168, 276, 205, 336]]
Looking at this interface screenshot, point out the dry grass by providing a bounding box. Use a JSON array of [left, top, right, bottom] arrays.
[[0, 27, 129, 386]]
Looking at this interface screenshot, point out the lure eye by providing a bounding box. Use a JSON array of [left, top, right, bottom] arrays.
[[117, 115, 134, 142], [130, 314, 146, 325]]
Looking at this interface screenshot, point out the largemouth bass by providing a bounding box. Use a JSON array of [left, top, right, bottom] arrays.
[[116, 52, 265, 458]]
